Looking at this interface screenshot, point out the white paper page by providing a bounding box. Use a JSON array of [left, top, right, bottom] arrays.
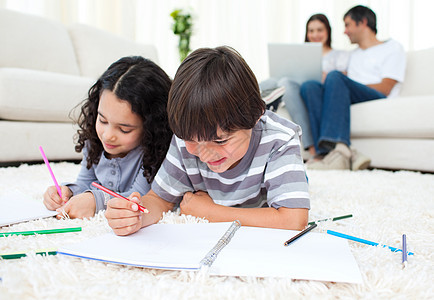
[[0, 191, 57, 227], [209, 226, 362, 284], [58, 222, 233, 270]]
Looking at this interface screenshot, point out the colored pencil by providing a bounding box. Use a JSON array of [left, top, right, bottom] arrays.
[[39, 146, 62, 198], [284, 223, 317, 246], [327, 230, 414, 255], [91, 182, 149, 213], [308, 214, 353, 225], [402, 234, 408, 268], [0, 249, 57, 260], [0, 227, 82, 237]]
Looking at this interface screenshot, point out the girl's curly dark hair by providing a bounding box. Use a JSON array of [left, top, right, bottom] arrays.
[[72, 56, 172, 183]]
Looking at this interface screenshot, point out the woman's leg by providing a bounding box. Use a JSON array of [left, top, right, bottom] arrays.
[[259, 78, 278, 91], [278, 77, 314, 151], [300, 80, 323, 153]]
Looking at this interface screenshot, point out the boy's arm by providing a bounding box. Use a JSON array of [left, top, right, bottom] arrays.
[[105, 189, 174, 236], [209, 206, 308, 230], [180, 191, 308, 230]]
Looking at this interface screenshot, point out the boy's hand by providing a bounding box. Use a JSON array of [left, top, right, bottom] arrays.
[[55, 192, 96, 219], [180, 191, 216, 219], [43, 185, 72, 211], [105, 192, 143, 236]]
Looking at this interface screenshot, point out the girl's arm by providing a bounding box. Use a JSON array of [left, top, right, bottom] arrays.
[[117, 169, 152, 199], [64, 148, 98, 195], [44, 149, 94, 211]]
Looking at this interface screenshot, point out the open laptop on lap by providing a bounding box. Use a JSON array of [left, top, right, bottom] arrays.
[[267, 43, 322, 84]]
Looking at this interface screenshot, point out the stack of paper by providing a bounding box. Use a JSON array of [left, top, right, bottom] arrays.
[[0, 192, 57, 227]]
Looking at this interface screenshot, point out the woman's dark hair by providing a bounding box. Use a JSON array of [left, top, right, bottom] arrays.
[[73, 56, 172, 182], [167, 46, 265, 142], [305, 13, 332, 48], [344, 5, 377, 34]]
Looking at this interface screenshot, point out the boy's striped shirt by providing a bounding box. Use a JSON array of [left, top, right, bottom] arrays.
[[152, 110, 310, 210]]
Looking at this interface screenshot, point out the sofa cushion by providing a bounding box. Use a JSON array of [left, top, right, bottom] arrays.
[[0, 9, 80, 75], [0, 68, 94, 122], [68, 23, 159, 79], [351, 95, 434, 138], [400, 47, 434, 97], [0, 120, 81, 162]]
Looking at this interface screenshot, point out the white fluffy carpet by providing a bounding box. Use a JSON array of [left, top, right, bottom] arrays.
[[0, 162, 433, 299]]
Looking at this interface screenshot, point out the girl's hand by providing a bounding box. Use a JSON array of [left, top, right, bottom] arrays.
[[180, 191, 216, 219], [56, 192, 96, 219], [43, 186, 72, 211], [105, 192, 143, 236]]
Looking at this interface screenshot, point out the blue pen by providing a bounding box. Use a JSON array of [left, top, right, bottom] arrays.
[[402, 234, 408, 268], [327, 230, 414, 255]]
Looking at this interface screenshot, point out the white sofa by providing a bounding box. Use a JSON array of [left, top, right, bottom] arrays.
[[350, 47, 434, 172], [277, 46, 434, 172], [0, 9, 158, 163], [1, 9, 433, 172]]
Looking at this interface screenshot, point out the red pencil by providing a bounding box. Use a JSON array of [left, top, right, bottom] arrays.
[[91, 182, 149, 213]]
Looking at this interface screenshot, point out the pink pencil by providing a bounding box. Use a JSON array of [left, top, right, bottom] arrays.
[[91, 182, 149, 213], [39, 146, 62, 198]]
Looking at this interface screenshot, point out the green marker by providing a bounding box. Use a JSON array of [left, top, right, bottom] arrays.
[[308, 214, 353, 225], [0, 249, 57, 260], [0, 227, 82, 237]]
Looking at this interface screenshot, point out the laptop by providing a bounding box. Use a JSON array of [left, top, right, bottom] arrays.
[[267, 43, 322, 84]]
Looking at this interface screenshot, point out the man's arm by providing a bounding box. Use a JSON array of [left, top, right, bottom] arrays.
[[180, 191, 308, 230], [367, 78, 398, 96]]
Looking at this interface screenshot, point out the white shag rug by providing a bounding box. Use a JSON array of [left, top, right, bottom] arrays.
[[0, 162, 433, 300]]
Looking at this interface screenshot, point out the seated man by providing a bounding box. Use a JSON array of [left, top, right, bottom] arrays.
[[300, 5, 406, 170]]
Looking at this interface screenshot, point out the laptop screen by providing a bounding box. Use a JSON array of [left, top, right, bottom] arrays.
[[267, 43, 322, 84]]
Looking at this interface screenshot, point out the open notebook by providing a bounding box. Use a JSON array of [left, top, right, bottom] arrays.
[[58, 222, 362, 283], [0, 191, 57, 227]]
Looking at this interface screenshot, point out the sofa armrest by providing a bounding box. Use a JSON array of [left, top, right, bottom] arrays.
[[0, 68, 94, 122]]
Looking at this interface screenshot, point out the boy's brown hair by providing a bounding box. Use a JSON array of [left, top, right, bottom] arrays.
[[168, 46, 265, 141]]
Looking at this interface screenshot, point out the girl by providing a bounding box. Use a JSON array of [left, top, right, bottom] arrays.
[[43, 56, 172, 219]]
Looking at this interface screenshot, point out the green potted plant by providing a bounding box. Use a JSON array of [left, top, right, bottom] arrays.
[[170, 9, 193, 62]]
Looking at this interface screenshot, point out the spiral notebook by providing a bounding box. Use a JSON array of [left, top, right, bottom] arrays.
[[58, 221, 362, 283]]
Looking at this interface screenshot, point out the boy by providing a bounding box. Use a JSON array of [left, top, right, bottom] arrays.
[[105, 46, 310, 236]]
